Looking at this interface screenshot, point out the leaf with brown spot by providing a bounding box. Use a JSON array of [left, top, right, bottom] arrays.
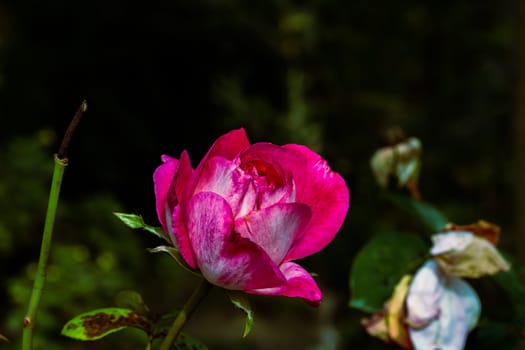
[[61, 307, 151, 341]]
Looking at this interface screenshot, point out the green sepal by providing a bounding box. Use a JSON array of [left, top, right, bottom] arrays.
[[147, 245, 200, 276], [349, 231, 429, 313], [114, 212, 171, 243], [386, 194, 449, 233], [227, 291, 254, 337], [61, 307, 150, 341]]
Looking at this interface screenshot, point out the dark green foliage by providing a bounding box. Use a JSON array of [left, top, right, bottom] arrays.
[[385, 194, 450, 233], [349, 232, 428, 313]]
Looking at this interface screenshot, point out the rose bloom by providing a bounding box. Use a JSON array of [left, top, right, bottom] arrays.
[[154, 129, 349, 305]]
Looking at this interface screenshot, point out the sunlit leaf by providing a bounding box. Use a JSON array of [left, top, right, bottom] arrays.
[[115, 290, 150, 315], [431, 231, 511, 278], [227, 291, 254, 337], [61, 307, 150, 341], [114, 212, 170, 243], [386, 194, 449, 232], [350, 232, 428, 313]]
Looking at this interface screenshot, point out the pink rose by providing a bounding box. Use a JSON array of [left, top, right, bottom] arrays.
[[153, 128, 349, 305]]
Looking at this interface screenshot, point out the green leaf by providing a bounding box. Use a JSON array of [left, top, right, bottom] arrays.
[[349, 232, 429, 313], [115, 290, 150, 315], [492, 260, 525, 326], [386, 194, 449, 232], [114, 212, 171, 243], [173, 332, 209, 350], [0, 333, 8, 342], [227, 291, 254, 337], [61, 307, 150, 341]]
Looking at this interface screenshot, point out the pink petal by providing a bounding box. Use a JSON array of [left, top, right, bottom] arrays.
[[171, 205, 197, 269], [246, 262, 322, 306], [241, 143, 350, 260], [181, 129, 251, 205], [186, 191, 286, 290], [174, 151, 193, 203], [153, 152, 196, 268], [282, 144, 349, 260], [153, 155, 179, 231], [192, 156, 256, 218], [202, 128, 251, 161], [238, 147, 296, 208], [235, 203, 311, 265]]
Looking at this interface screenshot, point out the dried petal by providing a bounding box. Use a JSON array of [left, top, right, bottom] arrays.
[[431, 231, 511, 278], [443, 220, 501, 245]]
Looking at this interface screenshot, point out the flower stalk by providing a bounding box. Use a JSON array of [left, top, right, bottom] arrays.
[[22, 101, 86, 350], [158, 279, 213, 350], [22, 155, 67, 350]]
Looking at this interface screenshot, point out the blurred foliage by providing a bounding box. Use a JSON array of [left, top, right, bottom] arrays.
[[349, 232, 428, 313], [0, 0, 521, 349]]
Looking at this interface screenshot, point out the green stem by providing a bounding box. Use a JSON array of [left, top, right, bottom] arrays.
[[22, 155, 67, 350], [158, 279, 212, 350]]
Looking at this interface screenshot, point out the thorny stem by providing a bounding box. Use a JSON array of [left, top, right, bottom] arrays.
[[157, 279, 213, 350], [22, 101, 87, 350]]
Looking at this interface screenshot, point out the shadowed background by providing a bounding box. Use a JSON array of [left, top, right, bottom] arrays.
[[0, 0, 521, 349]]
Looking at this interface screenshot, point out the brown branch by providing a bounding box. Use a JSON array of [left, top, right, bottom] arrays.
[[57, 100, 88, 160]]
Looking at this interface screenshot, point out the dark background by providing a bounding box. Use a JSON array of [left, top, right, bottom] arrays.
[[0, 0, 521, 349]]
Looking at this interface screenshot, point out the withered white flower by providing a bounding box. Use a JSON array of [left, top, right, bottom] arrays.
[[406, 260, 480, 350], [431, 231, 510, 278]]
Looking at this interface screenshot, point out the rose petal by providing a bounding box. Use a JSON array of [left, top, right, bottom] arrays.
[[431, 231, 511, 278], [443, 220, 501, 245], [154, 152, 196, 268], [406, 260, 481, 350], [246, 262, 322, 305], [174, 151, 193, 202], [153, 155, 179, 231], [202, 128, 251, 162], [239, 148, 296, 208], [405, 260, 443, 329], [171, 205, 197, 269], [281, 144, 349, 261], [240, 143, 349, 260], [182, 129, 251, 205], [235, 203, 312, 264], [186, 191, 286, 290], [192, 156, 256, 218], [362, 310, 390, 343], [386, 275, 413, 349]]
